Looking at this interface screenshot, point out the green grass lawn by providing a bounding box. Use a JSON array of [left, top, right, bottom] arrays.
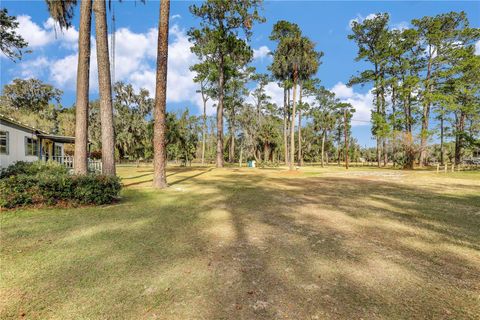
[[1, 165, 479, 319]]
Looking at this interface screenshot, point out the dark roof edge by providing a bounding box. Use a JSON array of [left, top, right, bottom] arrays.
[[0, 113, 48, 134]]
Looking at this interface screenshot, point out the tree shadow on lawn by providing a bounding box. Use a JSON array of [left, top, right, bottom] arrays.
[[122, 167, 213, 188], [1, 188, 219, 319], [197, 174, 480, 319], [121, 172, 154, 180], [1, 171, 479, 319]]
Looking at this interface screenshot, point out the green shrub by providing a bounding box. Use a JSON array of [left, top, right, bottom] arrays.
[[72, 175, 122, 205], [0, 161, 68, 179], [37, 173, 75, 205], [0, 175, 38, 208], [0, 162, 121, 209]]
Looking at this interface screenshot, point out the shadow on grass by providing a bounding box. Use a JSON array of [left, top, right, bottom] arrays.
[[207, 175, 479, 319], [122, 168, 189, 187], [1, 168, 479, 319], [121, 172, 154, 180], [168, 167, 214, 186]]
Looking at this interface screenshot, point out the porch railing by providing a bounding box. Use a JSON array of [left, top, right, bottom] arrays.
[[41, 156, 102, 173], [50, 155, 74, 169], [88, 158, 102, 173]]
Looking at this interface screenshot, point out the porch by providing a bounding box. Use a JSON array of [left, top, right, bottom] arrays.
[[37, 134, 102, 173], [39, 155, 102, 173]]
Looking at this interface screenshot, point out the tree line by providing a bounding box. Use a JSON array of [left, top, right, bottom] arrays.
[[1, 2, 479, 188], [348, 12, 480, 168]]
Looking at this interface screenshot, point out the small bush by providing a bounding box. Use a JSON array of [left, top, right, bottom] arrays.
[[0, 175, 38, 208], [0, 161, 68, 179], [0, 162, 121, 209], [72, 175, 122, 205]]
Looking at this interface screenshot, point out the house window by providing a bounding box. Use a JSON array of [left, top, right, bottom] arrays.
[[0, 131, 8, 155], [25, 137, 38, 156], [55, 145, 62, 157]]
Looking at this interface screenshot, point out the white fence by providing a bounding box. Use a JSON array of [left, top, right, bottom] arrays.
[[88, 158, 102, 173], [42, 156, 102, 173]]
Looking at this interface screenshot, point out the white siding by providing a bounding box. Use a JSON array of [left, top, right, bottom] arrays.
[[0, 122, 38, 168]]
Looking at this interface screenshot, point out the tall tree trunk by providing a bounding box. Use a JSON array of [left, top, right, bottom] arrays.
[[454, 110, 465, 165], [152, 0, 170, 188], [216, 54, 225, 168], [264, 143, 269, 162], [74, 0, 92, 175], [383, 138, 387, 166], [391, 86, 396, 131], [283, 86, 288, 165], [338, 129, 342, 166], [287, 87, 291, 165], [201, 92, 207, 165], [229, 131, 235, 162], [440, 111, 444, 166], [93, 0, 115, 176], [404, 92, 414, 170], [381, 80, 387, 167], [376, 139, 381, 167], [289, 75, 297, 171], [419, 54, 433, 167], [374, 63, 381, 168], [321, 130, 325, 168], [239, 143, 243, 167], [344, 109, 349, 170], [297, 83, 303, 166]]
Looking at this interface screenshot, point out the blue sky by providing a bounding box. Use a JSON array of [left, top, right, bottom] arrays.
[[1, 0, 479, 147]]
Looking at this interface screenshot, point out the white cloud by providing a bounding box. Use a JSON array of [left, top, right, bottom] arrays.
[[129, 70, 156, 96], [111, 27, 153, 81], [19, 56, 50, 78], [475, 40, 480, 55], [17, 15, 53, 47], [38, 22, 201, 111], [391, 21, 409, 31], [10, 16, 261, 116], [331, 82, 373, 126], [253, 45, 271, 60], [44, 17, 79, 50], [16, 15, 79, 50], [127, 24, 201, 112], [365, 13, 378, 20], [348, 13, 378, 29], [331, 82, 354, 99], [171, 14, 181, 20], [259, 82, 284, 107], [49, 39, 99, 93], [51, 54, 81, 89]]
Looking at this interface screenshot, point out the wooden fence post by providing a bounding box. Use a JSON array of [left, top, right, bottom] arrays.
[[436, 163, 440, 173], [444, 164, 448, 173]]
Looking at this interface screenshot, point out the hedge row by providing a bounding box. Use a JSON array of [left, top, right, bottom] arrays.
[[0, 162, 122, 209]]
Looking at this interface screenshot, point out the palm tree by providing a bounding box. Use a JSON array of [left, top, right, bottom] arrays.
[[285, 36, 310, 170], [297, 50, 322, 167], [152, 0, 170, 188], [45, 0, 91, 175], [93, 0, 115, 175]]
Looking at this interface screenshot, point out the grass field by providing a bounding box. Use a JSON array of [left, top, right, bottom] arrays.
[[1, 165, 479, 319]]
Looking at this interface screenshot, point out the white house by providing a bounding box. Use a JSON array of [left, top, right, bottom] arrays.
[[0, 114, 75, 169]]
